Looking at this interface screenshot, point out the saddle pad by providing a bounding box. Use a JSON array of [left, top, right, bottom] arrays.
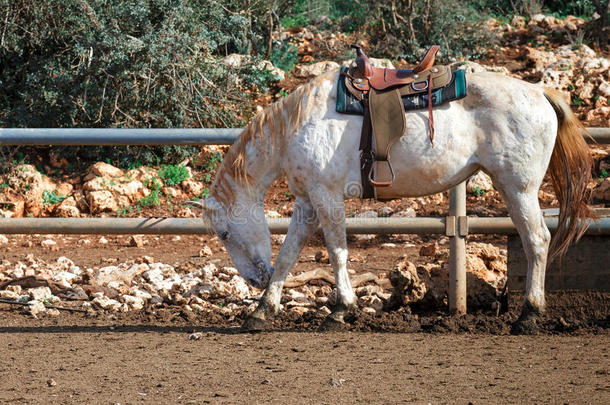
[[336, 67, 467, 115]]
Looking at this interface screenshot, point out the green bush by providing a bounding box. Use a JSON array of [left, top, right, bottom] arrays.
[[364, 0, 499, 62], [270, 42, 299, 72], [0, 0, 282, 166], [159, 164, 190, 186]]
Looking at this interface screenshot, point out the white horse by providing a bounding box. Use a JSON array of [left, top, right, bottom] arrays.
[[194, 70, 592, 333]]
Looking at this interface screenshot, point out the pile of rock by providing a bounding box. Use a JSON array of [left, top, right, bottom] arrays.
[[0, 240, 509, 318], [387, 242, 507, 311], [0, 161, 205, 218]]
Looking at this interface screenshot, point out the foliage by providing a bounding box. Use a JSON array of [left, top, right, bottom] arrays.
[[363, 0, 500, 62], [330, 0, 367, 31], [159, 164, 190, 186], [0, 0, 280, 166], [270, 42, 299, 72], [138, 177, 162, 207], [42, 190, 68, 206]]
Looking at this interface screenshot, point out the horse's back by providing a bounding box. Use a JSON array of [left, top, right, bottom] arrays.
[[380, 72, 558, 197]]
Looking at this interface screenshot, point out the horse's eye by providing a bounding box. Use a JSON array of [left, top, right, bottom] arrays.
[[220, 231, 230, 241]]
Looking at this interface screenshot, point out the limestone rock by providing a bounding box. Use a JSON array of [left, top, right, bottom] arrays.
[[87, 190, 118, 214], [89, 162, 124, 178], [294, 61, 340, 77], [467, 171, 494, 194], [388, 260, 427, 308], [181, 179, 204, 196], [7, 164, 45, 216]]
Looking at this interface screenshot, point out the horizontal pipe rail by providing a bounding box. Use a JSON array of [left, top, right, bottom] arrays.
[[586, 128, 610, 144], [1, 127, 608, 145], [1, 217, 609, 235], [0, 128, 242, 146]]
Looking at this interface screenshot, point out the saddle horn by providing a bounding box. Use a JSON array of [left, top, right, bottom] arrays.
[[351, 44, 373, 79]]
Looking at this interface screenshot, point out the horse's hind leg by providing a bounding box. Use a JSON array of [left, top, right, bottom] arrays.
[[498, 188, 551, 334], [243, 196, 319, 331]]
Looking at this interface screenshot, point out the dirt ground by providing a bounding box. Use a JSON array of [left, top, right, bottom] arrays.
[[1, 325, 608, 404], [0, 232, 608, 403]]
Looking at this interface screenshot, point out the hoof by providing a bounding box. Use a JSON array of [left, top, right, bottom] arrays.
[[511, 302, 542, 335], [241, 316, 268, 333], [319, 316, 346, 332], [511, 316, 540, 335]]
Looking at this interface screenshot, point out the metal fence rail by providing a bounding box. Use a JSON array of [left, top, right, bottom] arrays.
[[1, 127, 609, 315]]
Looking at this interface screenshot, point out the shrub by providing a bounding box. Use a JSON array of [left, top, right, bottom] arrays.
[[159, 164, 190, 186], [42, 190, 67, 206], [364, 0, 499, 62]]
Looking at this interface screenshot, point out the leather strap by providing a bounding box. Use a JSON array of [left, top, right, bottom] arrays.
[[428, 82, 435, 145], [359, 99, 375, 199], [413, 45, 440, 74]]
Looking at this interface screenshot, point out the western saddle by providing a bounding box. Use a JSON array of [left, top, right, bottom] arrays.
[[343, 44, 451, 196]]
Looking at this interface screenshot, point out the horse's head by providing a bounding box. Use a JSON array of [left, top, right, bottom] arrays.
[[191, 196, 273, 290]]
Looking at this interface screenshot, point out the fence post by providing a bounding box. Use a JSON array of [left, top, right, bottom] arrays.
[[448, 182, 467, 314]]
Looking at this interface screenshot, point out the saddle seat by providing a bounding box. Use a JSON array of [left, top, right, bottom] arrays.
[[351, 44, 440, 91]]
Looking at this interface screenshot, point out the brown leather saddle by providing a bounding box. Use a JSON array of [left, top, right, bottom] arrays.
[[343, 44, 452, 195]]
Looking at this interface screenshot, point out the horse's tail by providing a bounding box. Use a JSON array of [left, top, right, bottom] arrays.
[[544, 89, 593, 266]]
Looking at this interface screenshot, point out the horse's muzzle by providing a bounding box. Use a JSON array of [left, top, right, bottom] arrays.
[[248, 259, 273, 289]]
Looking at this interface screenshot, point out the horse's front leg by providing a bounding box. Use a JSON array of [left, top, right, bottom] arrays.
[[309, 189, 357, 331], [242, 196, 319, 331]]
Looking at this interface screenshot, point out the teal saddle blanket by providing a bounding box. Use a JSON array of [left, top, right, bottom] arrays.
[[336, 67, 467, 115]]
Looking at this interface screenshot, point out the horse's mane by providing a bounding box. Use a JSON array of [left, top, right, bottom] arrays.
[[211, 73, 332, 203]]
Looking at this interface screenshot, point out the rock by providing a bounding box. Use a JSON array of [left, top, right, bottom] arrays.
[[510, 15, 526, 29], [229, 275, 251, 299], [576, 57, 610, 76], [362, 307, 376, 315], [92, 296, 122, 311], [54, 198, 80, 217], [319, 306, 332, 316], [315, 250, 329, 264], [467, 171, 493, 193], [27, 300, 47, 317], [7, 164, 45, 216], [266, 210, 281, 218], [47, 379, 57, 387], [188, 332, 202, 340], [271, 235, 286, 245], [392, 208, 416, 218], [419, 243, 437, 257], [162, 186, 181, 198], [293, 61, 340, 77], [128, 235, 144, 247], [378, 206, 393, 217], [530, 14, 545, 24], [0, 234, 9, 244], [89, 162, 124, 178], [28, 286, 52, 301], [88, 190, 118, 214], [356, 210, 378, 218], [452, 61, 510, 75], [593, 178, 610, 201], [223, 54, 247, 69], [52, 271, 79, 289], [0, 290, 20, 300], [181, 179, 204, 196], [525, 47, 558, 71], [121, 294, 144, 310], [199, 245, 213, 257], [99, 236, 108, 244], [388, 260, 427, 308], [599, 81, 610, 99]]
